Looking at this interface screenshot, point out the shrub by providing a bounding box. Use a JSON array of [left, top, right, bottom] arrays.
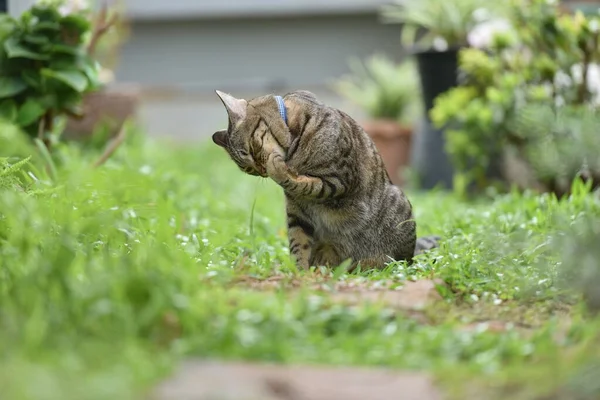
[[0, 0, 102, 146], [430, 0, 600, 195]]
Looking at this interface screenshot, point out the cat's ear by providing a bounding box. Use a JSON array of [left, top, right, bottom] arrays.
[[212, 129, 228, 148], [215, 90, 247, 124]]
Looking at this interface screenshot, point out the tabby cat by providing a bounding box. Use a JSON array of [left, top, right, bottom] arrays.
[[212, 89, 439, 270]]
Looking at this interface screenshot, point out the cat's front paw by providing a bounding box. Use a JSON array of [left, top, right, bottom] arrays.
[[266, 151, 292, 184]]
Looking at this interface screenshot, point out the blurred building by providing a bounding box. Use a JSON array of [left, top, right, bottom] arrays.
[[114, 0, 403, 140], [118, 1, 400, 92]]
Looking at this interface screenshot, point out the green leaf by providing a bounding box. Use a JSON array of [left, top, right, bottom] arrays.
[[23, 34, 51, 46], [48, 53, 78, 70], [37, 93, 59, 110], [0, 76, 27, 98], [50, 44, 81, 56], [21, 70, 43, 90], [0, 15, 16, 25], [0, 100, 18, 122], [4, 37, 50, 60], [30, 5, 62, 22], [31, 21, 61, 33], [80, 59, 102, 88], [17, 98, 46, 127], [34, 138, 57, 182], [0, 15, 17, 41], [64, 104, 84, 118], [41, 69, 88, 92], [57, 91, 83, 111], [60, 14, 91, 36]]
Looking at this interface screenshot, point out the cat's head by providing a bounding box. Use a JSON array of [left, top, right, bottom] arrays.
[[212, 90, 264, 176], [212, 90, 320, 176]]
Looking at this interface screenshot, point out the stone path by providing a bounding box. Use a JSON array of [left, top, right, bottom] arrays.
[[150, 279, 446, 400], [152, 361, 443, 400], [327, 279, 444, 311], [230, 276, 445, 311], [149, 277, 541, 399]]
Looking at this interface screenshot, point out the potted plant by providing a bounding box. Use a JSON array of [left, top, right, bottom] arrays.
[[0, 0, 103, 149], [333, 54, 421, 186], [380, 0, 505, 189], [62, 0, 140, 142], [430, 0, 600, 197]]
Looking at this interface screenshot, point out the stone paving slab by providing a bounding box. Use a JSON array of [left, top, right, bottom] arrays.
[[232, 276, 445, 311], [328, 279, 444, 311], [152, 361, 443, 400]]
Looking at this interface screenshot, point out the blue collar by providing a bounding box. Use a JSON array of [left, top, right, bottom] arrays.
[[274, 95, 287, 125]]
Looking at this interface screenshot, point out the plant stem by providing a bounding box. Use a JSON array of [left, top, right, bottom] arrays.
[[87, 2, 118, 58], [577, 45, 591, 105], [93, 125, 127, 168]]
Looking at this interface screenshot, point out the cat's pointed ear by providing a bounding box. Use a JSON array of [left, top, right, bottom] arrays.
[[212, 129, 228, 148], [215, 90, 247, 123]]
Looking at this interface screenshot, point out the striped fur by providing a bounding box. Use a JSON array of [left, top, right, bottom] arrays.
[[213, 89, 439, 270]]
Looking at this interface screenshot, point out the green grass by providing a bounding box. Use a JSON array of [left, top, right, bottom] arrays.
[[1, 124, 600, 400]]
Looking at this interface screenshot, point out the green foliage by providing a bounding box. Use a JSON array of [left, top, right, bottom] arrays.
[[0, 1, 102, 140], [0, 119, 37, 158], [551, 201, 600, 314], [380, 0, 505, 51], [510, 104, 600, 194], [430, 0, 600, 194], [418, 180, 600, 303], [0, 126, 599, 398], [0, 156, 30, 190], [0, 154, 56, 196], [333, 54, 421, 124]]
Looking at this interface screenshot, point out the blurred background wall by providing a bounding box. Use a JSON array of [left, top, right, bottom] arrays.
[[111, 0, 406, 141]]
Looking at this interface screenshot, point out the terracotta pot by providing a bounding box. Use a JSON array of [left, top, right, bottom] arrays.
[[362, 119, 413, 186], [63, 84, 140, 140]]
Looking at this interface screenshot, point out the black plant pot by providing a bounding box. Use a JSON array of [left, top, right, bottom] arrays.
[[411, 48, 460, 190]]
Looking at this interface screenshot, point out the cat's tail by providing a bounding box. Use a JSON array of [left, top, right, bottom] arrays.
[[414, 235, 441, 256]]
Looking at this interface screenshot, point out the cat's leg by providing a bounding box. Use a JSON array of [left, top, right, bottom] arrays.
[[310, 246, 388, 271], [310, 243, 343, 268], [286, 203, 314, 270], [265, 151, 348, 201], [353, 255, 390, 270]]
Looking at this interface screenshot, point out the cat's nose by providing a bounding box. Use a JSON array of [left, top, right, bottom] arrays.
[[256, 164, 268, 177]]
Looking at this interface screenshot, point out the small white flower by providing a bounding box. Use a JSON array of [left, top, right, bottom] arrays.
[[58, 0, 90, 16], [467, 19, 512, 49], [432, 37, 449, 52], [472, 8, 490, 23]]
